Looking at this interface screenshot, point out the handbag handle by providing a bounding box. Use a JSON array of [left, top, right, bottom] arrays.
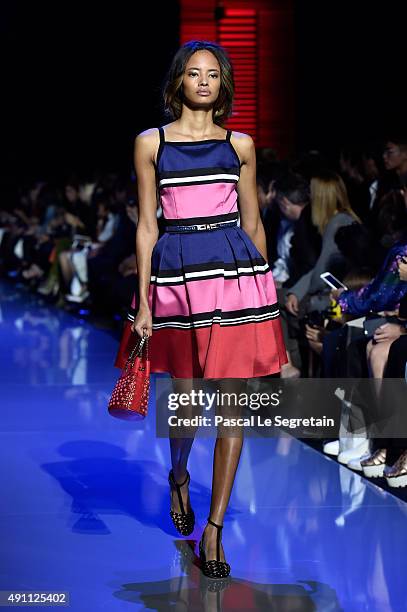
[[125, 332, 150, 370]]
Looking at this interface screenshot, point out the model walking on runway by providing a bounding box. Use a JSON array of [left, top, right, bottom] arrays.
[[114, 40, 287, 579]]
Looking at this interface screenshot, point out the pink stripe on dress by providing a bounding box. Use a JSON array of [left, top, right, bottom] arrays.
[[160, 182, 238, 219], [147, 273, 278, 317]]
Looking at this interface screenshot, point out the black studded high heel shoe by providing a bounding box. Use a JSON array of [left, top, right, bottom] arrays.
[[168, 469, 195, 536], [199, 517, 231, 579]]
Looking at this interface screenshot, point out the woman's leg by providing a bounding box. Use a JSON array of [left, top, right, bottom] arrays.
[[201, 378, 247, 562], [58, 250, 75, 292], [366, 339, 393, 379], [168, 377, 200, 514], [381, 336, 407, 464], [365, 338, 400, 460]]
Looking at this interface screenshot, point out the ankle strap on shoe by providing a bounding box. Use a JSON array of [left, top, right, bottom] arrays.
[[207, 517, 223, 561], [169, 469, 190, 515], [170, 469, 189, 488], [207, 517, 223, 529]]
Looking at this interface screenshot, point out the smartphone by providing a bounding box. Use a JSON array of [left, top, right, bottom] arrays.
[[320, 272, 348, 290]]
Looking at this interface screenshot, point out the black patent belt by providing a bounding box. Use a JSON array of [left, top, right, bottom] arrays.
[[165, 220, 238, 233], [164, 213, 238, 233]]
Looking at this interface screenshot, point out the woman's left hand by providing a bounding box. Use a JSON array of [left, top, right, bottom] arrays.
[[373, 323, 404, 343]]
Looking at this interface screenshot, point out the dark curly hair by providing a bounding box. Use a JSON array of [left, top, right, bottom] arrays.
[[162, 40, 234, 126]]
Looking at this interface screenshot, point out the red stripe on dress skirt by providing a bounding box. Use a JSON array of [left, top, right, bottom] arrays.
[[114, 318, 288, 379]]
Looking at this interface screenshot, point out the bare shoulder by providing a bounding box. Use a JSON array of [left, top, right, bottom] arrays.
[[135, 128, 160, 148], [134, 128, 160, 161], [229, 131, 255, 162], [230, 130, 254, 144]]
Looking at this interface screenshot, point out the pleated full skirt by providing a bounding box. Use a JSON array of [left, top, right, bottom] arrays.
[[114, 226, 288, 378]]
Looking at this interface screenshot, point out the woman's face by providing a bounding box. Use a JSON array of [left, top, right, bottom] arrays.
[[383, 141, 407, 172], [65, 185, 78, 203], [182, 50, 221, 109]]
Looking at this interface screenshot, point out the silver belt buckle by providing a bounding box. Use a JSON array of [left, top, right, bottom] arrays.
[[188, 221, 228, 231]]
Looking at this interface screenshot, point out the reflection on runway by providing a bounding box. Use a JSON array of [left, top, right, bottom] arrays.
[[1, 281, 406, 611]]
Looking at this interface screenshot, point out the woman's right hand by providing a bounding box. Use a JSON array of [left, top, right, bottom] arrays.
[[330, 287, 346, 302], [398, 257, 407, 281], [131, 304, 153, 338]]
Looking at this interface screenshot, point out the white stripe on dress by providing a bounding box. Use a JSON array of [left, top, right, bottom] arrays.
[[127, 310, 280, 328], [159, 173, 240, 187], [150, 263, 270, 283]]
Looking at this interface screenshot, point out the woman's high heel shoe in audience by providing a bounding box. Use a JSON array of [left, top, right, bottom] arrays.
[[168, 469, 195, 536], [360, 448, 387, 478], [37, 277, 59, 297], [384, 451, 407, 488]]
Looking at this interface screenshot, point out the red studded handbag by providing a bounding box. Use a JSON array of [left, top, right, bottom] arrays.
[[108, 332, 150, 420]]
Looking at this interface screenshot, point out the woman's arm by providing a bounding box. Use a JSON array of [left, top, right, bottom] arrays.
[[289, 214, 354, 301], [338, 244, 407, 315], [133, 129, 160, 310], [287, 269, 313, 302], [97, 212, 118, 243], [233, 133, 268, 262]]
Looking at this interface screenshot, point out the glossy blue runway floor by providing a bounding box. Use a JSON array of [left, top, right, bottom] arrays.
[[1, 280, 406, 611]]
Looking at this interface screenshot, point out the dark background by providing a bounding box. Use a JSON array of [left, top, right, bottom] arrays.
[[293, 0, 406, 153], [1, 1, 406, 193]]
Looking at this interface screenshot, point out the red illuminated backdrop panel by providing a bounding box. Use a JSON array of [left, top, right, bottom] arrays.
[[180, 0, 294, 155]]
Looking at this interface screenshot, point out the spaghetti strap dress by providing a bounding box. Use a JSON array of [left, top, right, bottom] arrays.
[[114, 126, 288, 378]]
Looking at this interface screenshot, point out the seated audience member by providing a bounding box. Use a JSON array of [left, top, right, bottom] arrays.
[[339, 144, 382, 224], [256, 161, 275, 222], [267, 171, 318, 286], [262, 172, 321, 377], [317, 221, 377, 378], [375, 189, 407, 251], [257, 161, 290, 263], [283, 201, 322, 288], [1, 181, 47, 279], [60, 193, 120, 303], [35, 179, 98, 297], [319, 256, 407, 468], [315, 269, 376, 378], [62, 180, 96, 239], [360, 267, 407, 485], [329, 218, 407, 403], [381, 134, 407, 189], [334, 230, 407, 317], [334, 220, 381, 278], [19, 184, 63, 283], [87, 198, 139, 314], [378, 271, 407, 488], [369, 134, 407, 227], [286, 170, 361, 316], [282, 171, 360, 374]]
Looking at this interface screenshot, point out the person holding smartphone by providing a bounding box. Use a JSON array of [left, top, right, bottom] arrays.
[[331, 244, 407, 316], [285, 170, 360, 317], [283, 171, 360, 374]]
